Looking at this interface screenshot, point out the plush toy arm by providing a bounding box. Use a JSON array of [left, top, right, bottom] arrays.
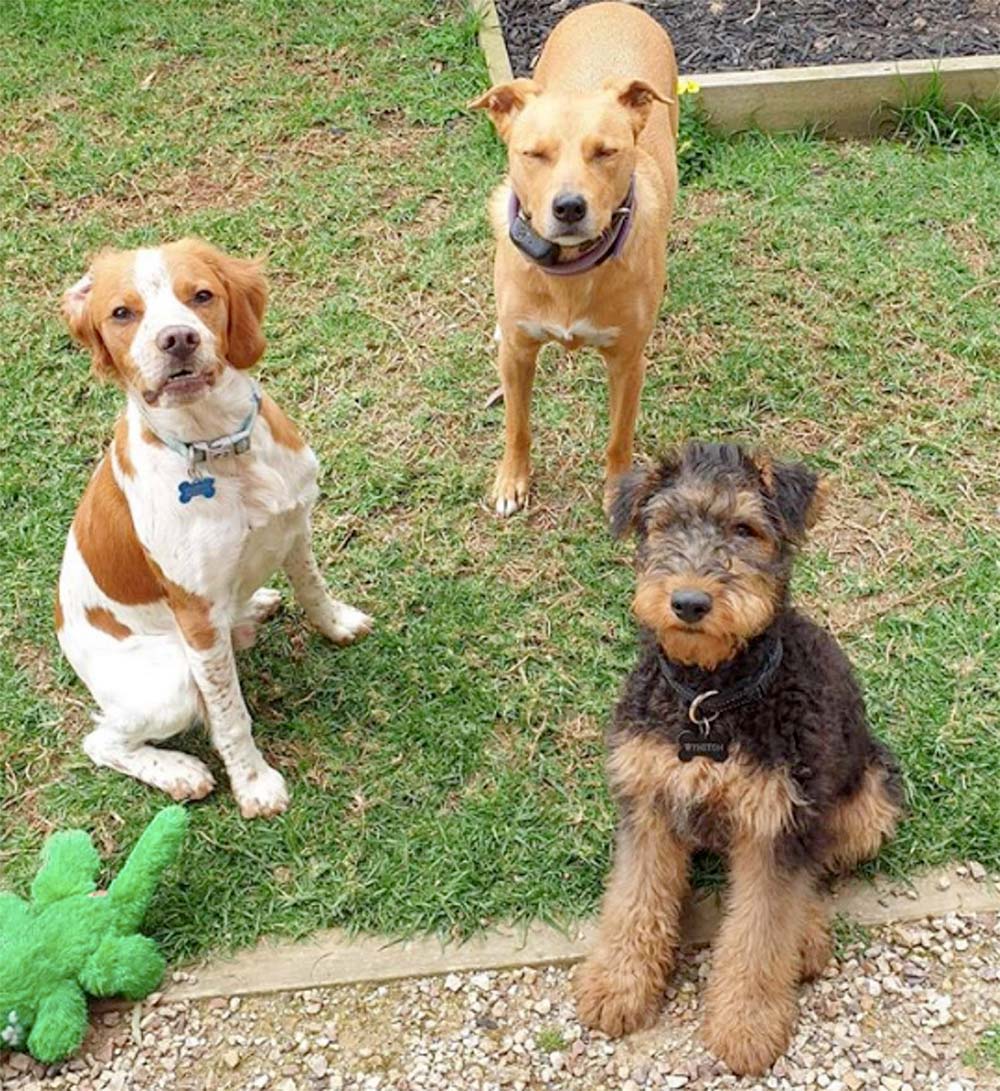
[[31, 830, 100, 904], [80, 934, 166, 1000], [26, 981, 88, 1064], [0, 891, 31, 932], [107, 806, 188, 932]]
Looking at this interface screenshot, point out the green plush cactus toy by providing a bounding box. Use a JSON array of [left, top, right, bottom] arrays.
[[0, 805, 188, 1063]]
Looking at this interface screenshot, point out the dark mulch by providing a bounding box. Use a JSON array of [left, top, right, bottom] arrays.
[[495, 0, 1000, 76]]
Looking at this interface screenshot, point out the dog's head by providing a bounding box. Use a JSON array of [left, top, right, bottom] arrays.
[[62, 238, 267, 408], [470, 77, 669, 246], [611, 442, 827, 669]]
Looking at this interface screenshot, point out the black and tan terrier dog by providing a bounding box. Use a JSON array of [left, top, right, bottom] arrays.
[[574, 442, 903, 1076]]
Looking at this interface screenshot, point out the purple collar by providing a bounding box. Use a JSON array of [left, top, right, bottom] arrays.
[[507, 176, 636, 276]]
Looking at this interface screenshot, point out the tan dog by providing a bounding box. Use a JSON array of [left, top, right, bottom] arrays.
[[471, 2, 678, 516]]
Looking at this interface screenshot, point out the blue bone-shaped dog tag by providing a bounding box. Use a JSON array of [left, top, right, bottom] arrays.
[[178, 477, 216, 504]]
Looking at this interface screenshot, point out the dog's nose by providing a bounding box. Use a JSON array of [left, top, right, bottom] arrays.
[[156, 325, 200, 359], [552, 192, 587, 225], [671, 589, 713, 624]]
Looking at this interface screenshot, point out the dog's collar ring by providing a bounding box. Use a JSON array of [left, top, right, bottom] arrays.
[[689, 689, 720, 734]]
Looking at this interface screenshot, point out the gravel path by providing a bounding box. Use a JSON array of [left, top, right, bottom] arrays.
[[496, 1, 1000, 77], [3, 911, 998, 1091]]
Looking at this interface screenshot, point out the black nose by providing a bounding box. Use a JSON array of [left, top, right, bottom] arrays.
[[671, 589, 713, 624], [156, 325, 200, 359], [552, 192, 587, 225]]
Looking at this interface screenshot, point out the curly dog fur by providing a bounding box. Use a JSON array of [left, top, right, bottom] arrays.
[[574, 442, 903, 1076]]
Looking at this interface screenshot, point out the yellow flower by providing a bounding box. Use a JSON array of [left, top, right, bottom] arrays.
[[677, 77, 701, 96]]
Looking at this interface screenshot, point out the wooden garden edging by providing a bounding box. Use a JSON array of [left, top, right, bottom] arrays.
[[473, 0, 1000, 137]]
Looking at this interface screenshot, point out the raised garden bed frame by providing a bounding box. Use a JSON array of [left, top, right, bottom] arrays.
[[474, 0, 1000, 137]]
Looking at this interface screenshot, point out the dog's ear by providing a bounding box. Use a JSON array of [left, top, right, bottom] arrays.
[[603, 77, 673, 137], [609, 455, 677, 538], [183, 239, 268, 369], [468, 78, 541, 142], [62, 269, 116, 381], [756, 454, 828, 539], [220, 253, 267, 369]]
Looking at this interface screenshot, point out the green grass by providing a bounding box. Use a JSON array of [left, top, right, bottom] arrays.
[[892, 71, 1000, 153], [831, 915, 873, 961], [535, 1027, 569, 1053], [963, 1025, 1000, 1073], [1, 1, 999, 964]]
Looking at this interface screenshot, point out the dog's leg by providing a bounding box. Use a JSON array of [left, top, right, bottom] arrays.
[[83, 723, 215, 803], [172, 604, 288, 819], [80, 639, 214, 802], [493, 332, 540, 517], [701, 838, 810, 1076], [798, 887, 832, 981], [822, 763, 901, 872], [600, 343, 647, 512], [574, 802, 690, 1036], [284, 532, 372, 645]]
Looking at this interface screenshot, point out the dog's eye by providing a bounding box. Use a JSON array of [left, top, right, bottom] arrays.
[[522, 148, 549, 161], [192, 289, 214, 305], [111, 306, 133, 321], [593, 146, 619, 159], [733, 522, 761, 540]]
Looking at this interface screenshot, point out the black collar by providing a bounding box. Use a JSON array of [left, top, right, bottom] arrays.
[[657, 634, 784, 727]]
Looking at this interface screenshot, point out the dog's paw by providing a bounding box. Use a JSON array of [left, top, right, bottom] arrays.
[[232, 588, 283, 649], [317, 602, 373, 646], [573, 955, 662, 1038], [247, 586, 283, 620], [493, 464, 530, 517], [701, 992, 796, 1077], [798, 914, 833, 982], [160, 755, 216, 802], [232, 766, 289, 819]]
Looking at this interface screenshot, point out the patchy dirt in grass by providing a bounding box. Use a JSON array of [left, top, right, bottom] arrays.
[[946, 221, 994, 278]]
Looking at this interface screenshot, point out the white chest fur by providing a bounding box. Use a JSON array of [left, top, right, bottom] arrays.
[[121, 399, 318, 601], [515, 318, 620, 348]]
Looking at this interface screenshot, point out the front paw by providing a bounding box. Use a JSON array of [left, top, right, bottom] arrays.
[[573, 953, 663, 1037], [493, 461, 530, 517], [799, 914, 833, 982], [233, 766, 289, 819], [701, 990, 797, 1076], [151, 753, 216, 802], [320, 602, 373, 646]]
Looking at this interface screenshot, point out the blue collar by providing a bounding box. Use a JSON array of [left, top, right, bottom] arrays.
[[142, 382, 262, 474]]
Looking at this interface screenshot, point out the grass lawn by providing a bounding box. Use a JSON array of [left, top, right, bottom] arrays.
[[1, 0, 998, 964]]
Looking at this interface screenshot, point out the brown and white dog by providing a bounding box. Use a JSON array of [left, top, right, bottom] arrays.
[[57, 239, 372, 818], [471, 2, 678, 516]]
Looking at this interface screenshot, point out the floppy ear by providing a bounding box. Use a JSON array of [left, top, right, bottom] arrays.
[[215, 250, 267, 369], [609, 456, 676, 539], [756, 455, 828, 539], [603, 77, 673, 136], [468, 78, 540, 142], [62, 270, 116, 381]]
